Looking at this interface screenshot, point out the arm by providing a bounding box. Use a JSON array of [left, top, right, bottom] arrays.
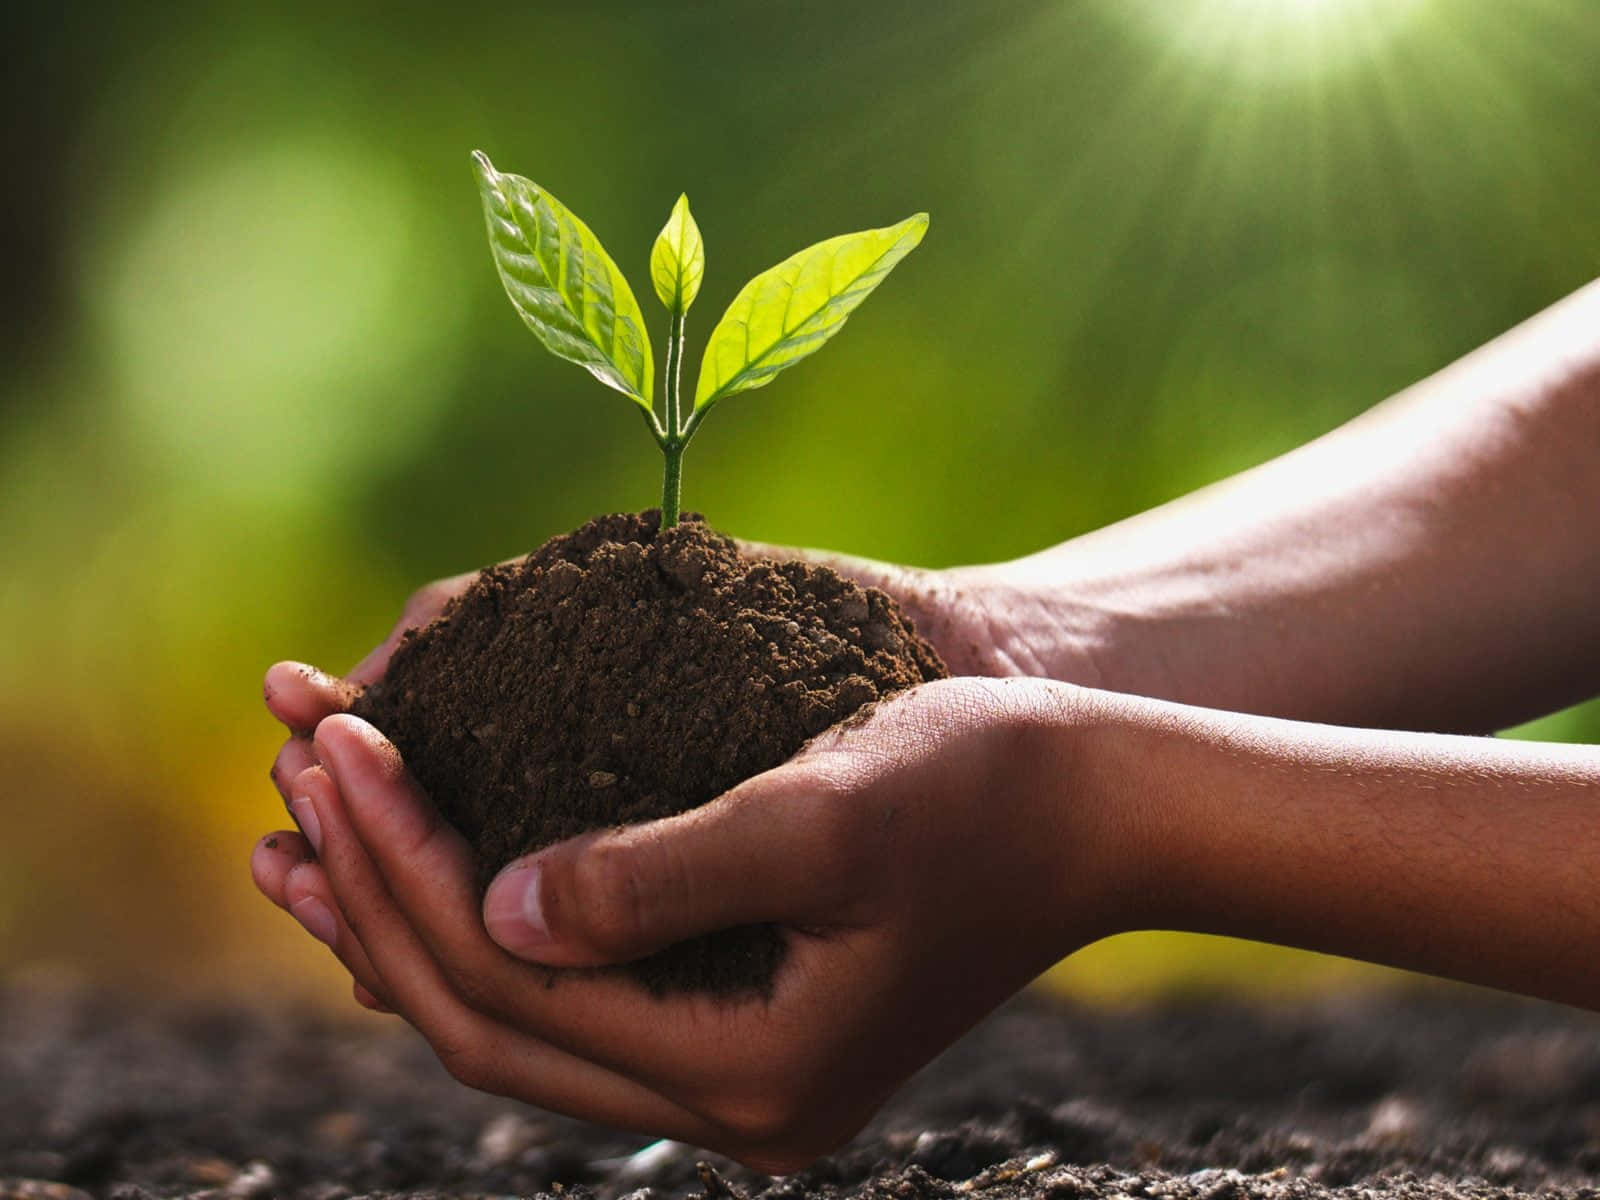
[[968, 277, 1600, 732], [1090, 687, 1600, 1007]]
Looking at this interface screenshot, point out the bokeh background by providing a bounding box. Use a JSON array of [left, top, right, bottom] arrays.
[[4, 0, 1599, 1007]]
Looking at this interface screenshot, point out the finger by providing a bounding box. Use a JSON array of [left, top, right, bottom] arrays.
[[264, 661, 358, 734], [280, 855, 393, 1006], [310, 714, 520, 988], [253, 828, 396, 1008], [347, 570, 479, 685], [483, 756, 862, 968], [250, 830, 313, 908], [269, 737, 319, 808], [292, 755, 724, 1141]]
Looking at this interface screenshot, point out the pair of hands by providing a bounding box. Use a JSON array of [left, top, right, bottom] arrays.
[[253, 553, 1129, 1170]]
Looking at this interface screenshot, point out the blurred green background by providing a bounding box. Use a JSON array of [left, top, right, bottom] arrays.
[[4, 0, 1598, 1007]]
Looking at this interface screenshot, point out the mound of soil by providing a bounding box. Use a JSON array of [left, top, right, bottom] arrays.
[[7, 976, 1600, 1200], [350, 510, 947, 995]]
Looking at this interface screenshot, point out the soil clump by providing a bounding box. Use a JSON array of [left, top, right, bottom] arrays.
[[350, 510, 947, 995]]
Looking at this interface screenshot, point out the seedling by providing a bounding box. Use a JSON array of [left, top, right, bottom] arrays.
[[472, 150, 927, 527]]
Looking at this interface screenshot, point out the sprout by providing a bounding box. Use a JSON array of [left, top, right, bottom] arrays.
[[472, 150, 927, 527]]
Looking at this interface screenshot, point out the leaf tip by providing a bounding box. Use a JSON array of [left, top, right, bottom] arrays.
[[470, 149, 496, 178]]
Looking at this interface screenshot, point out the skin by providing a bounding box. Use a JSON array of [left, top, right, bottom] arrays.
[[255, 276, 1600, 1171]]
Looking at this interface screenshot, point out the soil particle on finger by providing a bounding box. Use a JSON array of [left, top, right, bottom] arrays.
[[350, 511, 947, 996], [7, 980, 1600, 1200]]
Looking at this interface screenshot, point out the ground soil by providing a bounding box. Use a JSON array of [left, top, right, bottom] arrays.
[[7, 976, 1600, 1200], [349, 511, 946, 996]]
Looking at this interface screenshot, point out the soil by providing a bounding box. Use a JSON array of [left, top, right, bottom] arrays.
[[8, 976, 1600, 1200], [349, 511, 947, 996]]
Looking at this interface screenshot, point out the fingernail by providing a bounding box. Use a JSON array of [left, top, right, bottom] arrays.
[[291, 895, 338, 948], [290, 796, 323, 855], [484, 863, 548, 953]]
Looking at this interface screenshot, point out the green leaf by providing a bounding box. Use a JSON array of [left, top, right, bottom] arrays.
[[472, 151, 653, 409], [693, 213, 927, 410], [650, 193, 705, 316]]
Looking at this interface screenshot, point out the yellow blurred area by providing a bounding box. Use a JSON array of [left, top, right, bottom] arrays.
[[3, 0, 1599, 1009], [1044, 934, 1413, 1003]]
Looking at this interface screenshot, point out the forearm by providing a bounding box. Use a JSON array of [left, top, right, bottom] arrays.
[[1072, 685, 1600, 1009], [982, 278, 1600, 732]]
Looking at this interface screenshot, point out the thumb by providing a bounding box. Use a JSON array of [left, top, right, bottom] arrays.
[[481, 758, 855, 967]]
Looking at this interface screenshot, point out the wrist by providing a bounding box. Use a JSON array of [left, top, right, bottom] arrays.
[[1000, 680, 1171, 951]]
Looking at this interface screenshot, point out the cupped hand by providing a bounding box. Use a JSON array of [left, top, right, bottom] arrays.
[[252, 674, 1134, 1170]]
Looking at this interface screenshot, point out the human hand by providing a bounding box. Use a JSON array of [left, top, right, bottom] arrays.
[[252, 675, 1140, 1170]]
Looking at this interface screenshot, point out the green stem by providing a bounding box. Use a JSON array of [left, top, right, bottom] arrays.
[[661, 437, 684, 529], [660, 309, 687, 528]]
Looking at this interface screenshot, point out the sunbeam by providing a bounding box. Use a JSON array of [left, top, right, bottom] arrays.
[[1113, 0, 1433, 84]]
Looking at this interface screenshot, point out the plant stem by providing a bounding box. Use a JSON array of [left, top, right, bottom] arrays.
[[660, 437, 684, 529], [660, 309, 687, 528]]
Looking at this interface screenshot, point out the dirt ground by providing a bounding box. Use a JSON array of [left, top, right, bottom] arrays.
[[6, 975, 1600, 1200]]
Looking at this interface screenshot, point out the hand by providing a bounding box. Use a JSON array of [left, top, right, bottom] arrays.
[[252, 674, 1137, 1170]]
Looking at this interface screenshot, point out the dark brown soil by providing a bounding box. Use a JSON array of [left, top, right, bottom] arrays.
[[349, 511, 947, 996], [8, 976, 1600, 1200]]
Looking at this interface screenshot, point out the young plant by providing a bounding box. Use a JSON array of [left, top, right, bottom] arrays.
[[472, 150, 927, 527]]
